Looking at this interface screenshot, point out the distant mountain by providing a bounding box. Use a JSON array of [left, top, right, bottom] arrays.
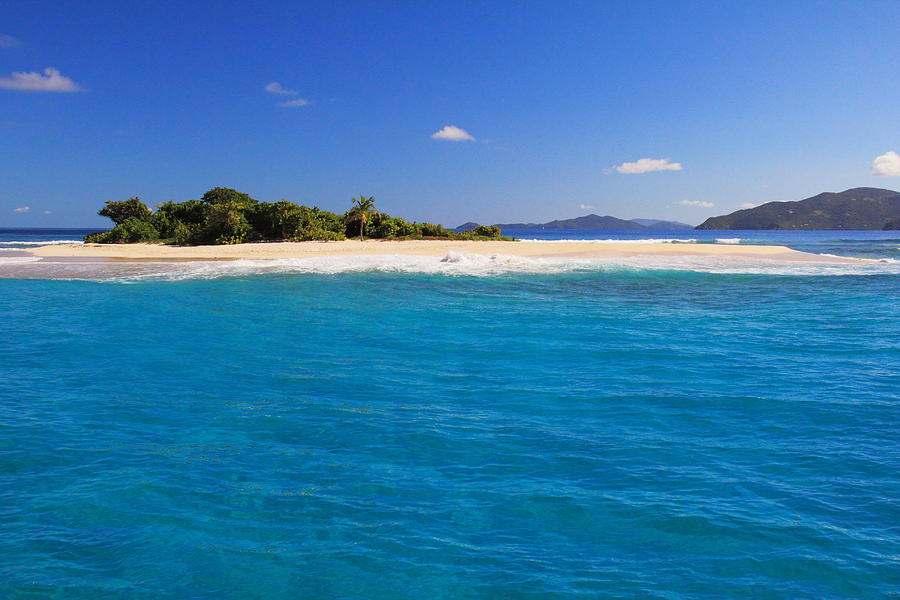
[[696, 187, 900, 230], [457, 214, 647, 231], [455, 222, 481, 231], [630, 219, 694, 230]]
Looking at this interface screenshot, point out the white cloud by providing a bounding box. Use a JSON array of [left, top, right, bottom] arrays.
[[0, 67, 84, 92], [264, 81, 298, 95], [871, 151, 900, 176], [579, 203, 595, 210], [613, 157, 683, 174], [740, 203, 757, 209], [431, 125, 475, 142], [278, 98, 310, 108], [678, 200, 714, 208], [42, 210, 52, 215], [0, 34, 21, 48], [13, 206, 30, 213]]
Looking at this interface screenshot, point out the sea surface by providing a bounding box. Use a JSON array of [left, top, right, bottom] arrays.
[[1, 229, 898, 598]]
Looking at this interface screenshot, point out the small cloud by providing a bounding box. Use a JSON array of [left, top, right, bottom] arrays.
[[13, 206, 30, 213], [278, 98, 310, 108], [431, 125, 476, 142], [42, 210, 52, 215], [0, 67, 84, 92], [0, 34, 21, 48], [678, 200, 714, 208], [740, 203, 757, 209], [579, 204, 595, 210], [264, 81, 298, 96], [871, 151, 900, 176], [613, 157, 683, 174]]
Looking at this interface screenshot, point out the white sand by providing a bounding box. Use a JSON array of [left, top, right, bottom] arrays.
[[25, 239, 858, 263]]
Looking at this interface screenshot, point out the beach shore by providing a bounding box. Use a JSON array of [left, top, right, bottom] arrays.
[[25, 239, 860, 263]]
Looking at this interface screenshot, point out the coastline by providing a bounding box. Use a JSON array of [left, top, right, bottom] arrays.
[[24, 239, 861, 263]]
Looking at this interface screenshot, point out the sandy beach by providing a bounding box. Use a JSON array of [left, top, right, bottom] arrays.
[[25, 239, 859, 263]]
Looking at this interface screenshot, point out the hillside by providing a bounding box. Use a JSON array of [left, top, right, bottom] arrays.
[[496, 214, 645, 230], [630, 219, 694, 230], [456, 214, 686, 231], [696, 188, 900, 230]]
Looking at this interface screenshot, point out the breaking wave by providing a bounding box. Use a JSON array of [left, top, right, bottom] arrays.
[[3, 252, 899, 281], [0, 255, 42, 264], [93, 252, 900, 282], [0, 240, 83, 246], [515, 238, 698, 244]]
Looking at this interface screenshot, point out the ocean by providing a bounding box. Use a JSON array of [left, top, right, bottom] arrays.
[[1, 228, 898, 598]]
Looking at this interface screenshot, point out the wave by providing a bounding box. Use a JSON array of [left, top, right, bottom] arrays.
[[84, 252, 900, 282], [0, 256, 42, 264], [0, 240, 83, 246], [715, 238, 742, 244], [514, 238, 698, 244]]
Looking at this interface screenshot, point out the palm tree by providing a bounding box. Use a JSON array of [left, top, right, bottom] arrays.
[[345, 195, 378, 240]]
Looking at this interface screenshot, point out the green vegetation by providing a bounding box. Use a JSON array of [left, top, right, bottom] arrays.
[[344, 195, 378, 240], [85, 187, 512, 244], [696, 187, 900, 230]]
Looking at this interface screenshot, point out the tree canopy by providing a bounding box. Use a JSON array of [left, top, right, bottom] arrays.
[[85, 187, 509, 245]]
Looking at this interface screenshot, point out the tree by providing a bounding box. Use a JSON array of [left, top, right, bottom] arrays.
[[98, 197, 152, 224], [344, 195, 378, 240], [201, 187, 256, 206]]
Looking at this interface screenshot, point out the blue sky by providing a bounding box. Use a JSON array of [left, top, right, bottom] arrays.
[[2, 1, 898, 227]]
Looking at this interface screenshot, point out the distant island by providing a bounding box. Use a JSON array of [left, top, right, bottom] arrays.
[[696, 187, 900, 230], [456, 215, 693, 231], [85, 188, 510, 245]]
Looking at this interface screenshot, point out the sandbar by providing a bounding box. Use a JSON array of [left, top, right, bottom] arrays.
[[25, 240, 860, 263]]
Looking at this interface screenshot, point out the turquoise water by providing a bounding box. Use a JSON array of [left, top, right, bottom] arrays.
[[1, 233, 899, 598]]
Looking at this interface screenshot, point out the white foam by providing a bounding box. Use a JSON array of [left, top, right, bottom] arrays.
[[0, 240, 83, 246], [514, 238, 697, 244], [715, 238, 742, 244], [95, 251, 900, 282], [0, 255, 42, 264]]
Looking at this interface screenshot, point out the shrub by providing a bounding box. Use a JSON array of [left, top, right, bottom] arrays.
[[195, 202, 256, 245], [474, 225, 502, 238], [155, 200, 207, 227], [86, 217, 160, 243], [201, 187, 257, 206], [98, 197, 152, 224], [292, 228, 345, 241], [171, 221, 194, 245], [420, 222, 445, 237]]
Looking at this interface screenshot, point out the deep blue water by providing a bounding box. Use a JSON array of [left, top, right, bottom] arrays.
[[1, 230, 898, 598]]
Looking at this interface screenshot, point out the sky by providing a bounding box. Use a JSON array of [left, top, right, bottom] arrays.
[[1, 1, 899, 228]]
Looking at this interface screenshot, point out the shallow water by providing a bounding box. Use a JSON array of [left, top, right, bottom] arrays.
[[1, 230, 898, 598]]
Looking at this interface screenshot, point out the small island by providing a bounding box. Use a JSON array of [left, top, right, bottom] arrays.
[[84, 187, 509, 245]]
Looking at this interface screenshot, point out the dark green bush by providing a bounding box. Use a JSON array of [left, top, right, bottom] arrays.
[[201, 187, 257, 206], [195, 201, 256, 245], [98, 197, 152, 224], [156, 200, 207, 227], [474, 225, 502, 238], [88, 217, 160, 243]]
